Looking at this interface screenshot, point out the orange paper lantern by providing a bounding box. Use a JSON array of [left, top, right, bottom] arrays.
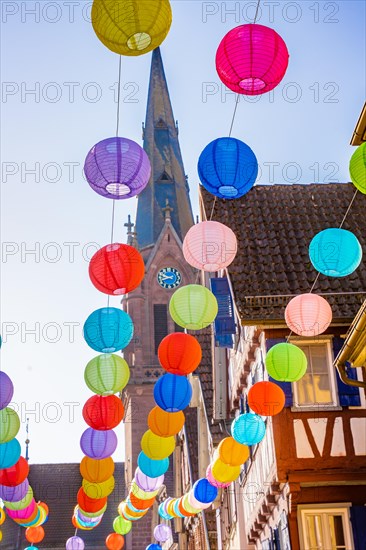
[[148, 407, 185, 437], [158, 332, 202, 375], [129, 492, 156, 511], [25, 526, 45, 543], [217, 437, 250, 466], [80, 456, 115, 483], [106, 533, 125, 550], [248, 381, 285, 416]]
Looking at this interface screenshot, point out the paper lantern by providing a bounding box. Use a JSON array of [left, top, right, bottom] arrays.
[[113, 515, 132, 535], [89, 243, 145, 296], [0, 438, 21, 469], [0, 456, 29, 486], [33, 505, 48, 527], [148, 407, 185, 437], [7, 498, 36, 520], [80, 427, 118, 458], [0, 508, 4, 525], [106, 533, 124, 550], [146, 545, 162, 550], [309, 228, 362, 277], [3, 485, 33, 510], [82, 395, 124, 430], [169, 285, 218, 330], [140, 430, 175, 460], [129, 492, 156, 511], [66, 536, 85, 550], [0, 478, 29, 502], [0, 407, 20, 443], [265, 342, 307, 382], [211, 458, 240, 483], [181, 494, 202, 515], [84, 354, 130, 396], [154, 523, 172, 542], [285, 293, 332, 337], [0, 371, 14, 409], [85, 136, 151, 199], [77, 509, 104, 523], [198, 137, 258, 199], [217, 437, 250, 466], [25, 526, 45, 543], [82, 476, 115, 499], [188, 490, 211, 511], [158, 332, 202, 375], [154, 374, 192, 412], [248, 381, 285, 416], [349, 142, 366, 194], [206, 464, 231, 489], [84, 307, 134, 353], [78, 503, 107, 518], [92, 0, 172, 56], [193, 478, 218, 504], [216, 24, 289, 95], [80, 456, 115, 483], [25, 548, 38, 550], [137, 452, 169, 477], [130, 480, 159, 500], [158, 500, 174, 520], [135, 467, 164, 492], [13, 506, 39, 526], [231, 413, 266, 446], [183, 221, 238, 271], [77, 487, 108, 513]]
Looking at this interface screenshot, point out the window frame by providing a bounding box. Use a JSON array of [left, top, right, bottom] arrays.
[[298, 503, 354, 550], [292, 339, 340, 410]]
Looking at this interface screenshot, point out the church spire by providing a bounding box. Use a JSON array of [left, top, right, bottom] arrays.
[[135, 47, 194, 250]]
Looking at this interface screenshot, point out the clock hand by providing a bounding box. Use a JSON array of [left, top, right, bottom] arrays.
[[161, 274, 174, 281]]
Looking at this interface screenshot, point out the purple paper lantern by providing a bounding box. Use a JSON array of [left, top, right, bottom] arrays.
[[0, 371, 14, 409], [80, 428, 118, 459], [154, 523, 172, 543], [0, 478, 29, 502], [66, 536, 85, 550], [84, 137, 151, 200], [135, 467, 164, 492]]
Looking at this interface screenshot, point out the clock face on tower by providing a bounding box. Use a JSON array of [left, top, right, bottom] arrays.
[[157, 267, 182, 289]]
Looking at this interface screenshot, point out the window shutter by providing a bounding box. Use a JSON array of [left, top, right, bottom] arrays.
[[154, 304, 168, 354], [266, 338, 293, 407], [350, 506, 366, 550], [272, 527, 281, 549], [333, 337, 361, 407], [210, 278, 236, 347]]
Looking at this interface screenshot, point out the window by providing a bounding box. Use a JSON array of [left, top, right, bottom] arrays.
[[154, 304, 168, 354], [293, 342, 338, 408], [299, 505, 354, 550]]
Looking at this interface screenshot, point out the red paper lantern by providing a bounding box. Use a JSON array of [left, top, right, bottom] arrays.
[[216, 24, 289, 95], [82, 395, 124, 430], [0, 456, 29, 486], [77, 487, 107, 513], [248, 381, 285, 416], [158, 333, 202, 375], [106, 533, 125, 550], [89, 243, 144, 296], [25, 526, 45, 543]]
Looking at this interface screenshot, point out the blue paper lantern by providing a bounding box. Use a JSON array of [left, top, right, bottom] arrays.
[[158, 501, 173, 520], [146, 545, 161, 550], [83, 307, 134, 353], [137, 452, 169, 477], [231, 413, 266, 446], [193, 478, 218, 504], [154, 374, 192, 412], [0, 438, 21, 469], [198, 137, 258, 199], [309, 228, 362, 278]]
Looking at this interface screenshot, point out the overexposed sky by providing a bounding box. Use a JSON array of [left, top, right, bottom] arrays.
[[1, 0, 365, 463]]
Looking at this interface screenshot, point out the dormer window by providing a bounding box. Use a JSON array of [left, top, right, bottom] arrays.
[[158, 171, 173, 183], [155, 117, 168, 129]]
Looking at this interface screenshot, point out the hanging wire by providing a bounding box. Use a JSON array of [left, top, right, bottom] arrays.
[[253, 0, 261, 24]]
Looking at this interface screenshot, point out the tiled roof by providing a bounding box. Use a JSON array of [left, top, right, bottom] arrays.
[[201, 183, 366, 323], [1, 463, 125, 550]]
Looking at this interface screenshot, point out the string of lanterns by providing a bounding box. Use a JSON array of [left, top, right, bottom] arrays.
[[0, 361, 49, 548]]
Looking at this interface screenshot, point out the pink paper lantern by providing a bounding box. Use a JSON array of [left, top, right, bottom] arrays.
[[285, 293, 332, 337], [183, 221, 237, 271], [135, 467, 164, 493], [188, 490, 211, 510], [6, 498, 36, 520], [216, 24, 289, 95], [206, 464, 231, 489]]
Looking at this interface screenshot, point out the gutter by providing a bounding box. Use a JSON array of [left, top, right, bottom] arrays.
[[333, 300, 366, 388], [350, 101, 366, 145]]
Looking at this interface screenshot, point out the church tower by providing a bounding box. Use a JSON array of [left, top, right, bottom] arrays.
[[122, 47, 195, 549]]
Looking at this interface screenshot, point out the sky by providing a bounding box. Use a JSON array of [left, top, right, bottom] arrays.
[[0, 0, 365, 464]]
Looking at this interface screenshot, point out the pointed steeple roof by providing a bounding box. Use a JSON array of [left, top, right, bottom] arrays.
[[135, 48, 194, 249]]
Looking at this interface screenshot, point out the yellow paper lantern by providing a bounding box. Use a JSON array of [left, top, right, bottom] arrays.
[[217, 437, 250, 467], [211, 458, 240, 483], [82, 476, 115, 499], [0, 508, 5, 526], [140, 430, 175, 460], [92, 0, 172, 56], [130, 480, 159, 500]]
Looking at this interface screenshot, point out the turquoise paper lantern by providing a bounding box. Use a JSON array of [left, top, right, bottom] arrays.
[[0, 438, 21, 469], [231, 413, 266, 446], [83, 307, 134, 353], [309, 228, 362, 277], [137, 452, 169, 477]]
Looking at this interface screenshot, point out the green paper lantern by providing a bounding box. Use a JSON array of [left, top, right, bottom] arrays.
[[0, 408, 21, 443], [84, 354, 130, 396], [265, 343, 307, 382], [113, 515, 132, 535], [3, 486, 34, 510], [169, 285, 218, 330], [350, 142, 366, 194]]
